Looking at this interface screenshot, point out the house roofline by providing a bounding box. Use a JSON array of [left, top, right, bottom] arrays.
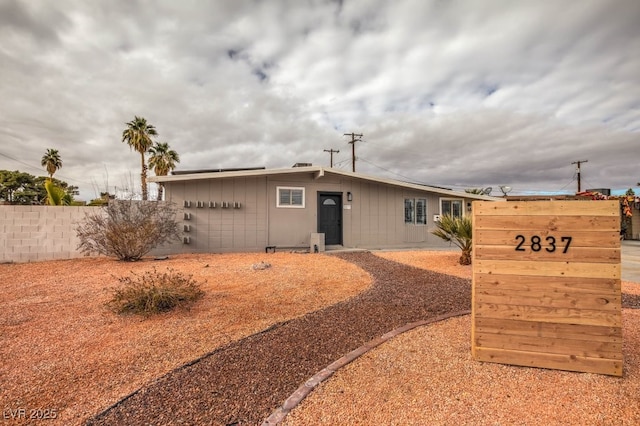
[[148, 166, 504, 201]]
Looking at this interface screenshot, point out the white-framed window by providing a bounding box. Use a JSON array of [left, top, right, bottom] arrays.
[[405, 198, 427, 224], [440, 198, 463, 218], [277, 186, 305, 208]]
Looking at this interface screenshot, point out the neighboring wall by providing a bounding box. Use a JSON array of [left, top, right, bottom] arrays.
[[0, 205, 101, 263]]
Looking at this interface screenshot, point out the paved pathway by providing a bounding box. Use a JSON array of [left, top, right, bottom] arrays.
[[622, 240, 640, 283]]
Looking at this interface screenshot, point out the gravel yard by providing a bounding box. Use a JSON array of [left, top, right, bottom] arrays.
[[1, 250, 638, 425], [283, 251, 640, 425], [86, 251, 472, 425], [283, 313, 640, 425], [0, 253, 370, 425]]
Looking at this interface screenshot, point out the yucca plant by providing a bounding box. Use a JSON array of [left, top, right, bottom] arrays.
[[432, 214, 473, 265], [44, 179, 72, 205]]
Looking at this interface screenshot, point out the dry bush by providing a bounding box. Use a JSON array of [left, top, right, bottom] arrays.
[[106, 268, 204, 317], [76, 200, 180, 261]]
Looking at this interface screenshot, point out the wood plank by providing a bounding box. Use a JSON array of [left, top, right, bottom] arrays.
[[473, 347, 623, 376], [474, 259, 620, 279], [475, 245, 620, 263], [475, 290, 621, 311], [471, 200, 622, 376], [474, 230, 620, 248], [474, 333, 622, 359], [474, 303, 622, 327], [473, 200, 619, 216], [474, 273, 621, 293], [474, 317, 622, 342], [474, 215, 619, 231]]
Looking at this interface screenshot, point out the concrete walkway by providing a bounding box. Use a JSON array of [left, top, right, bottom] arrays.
[[622, 240, 640, 283]]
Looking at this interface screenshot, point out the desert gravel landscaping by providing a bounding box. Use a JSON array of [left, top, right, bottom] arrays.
[[0, 252, 370, 425], [284, 251, 640, 425], [1, 250, 638, 425]]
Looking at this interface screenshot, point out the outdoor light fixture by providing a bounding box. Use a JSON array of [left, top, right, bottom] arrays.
[[467, 202, 472, 212], [347, 192, 353, 202]]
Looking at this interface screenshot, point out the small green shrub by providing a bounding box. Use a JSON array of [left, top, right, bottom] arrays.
[[107, 268, 205, 317]]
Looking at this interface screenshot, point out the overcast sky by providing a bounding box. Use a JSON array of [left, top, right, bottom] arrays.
[[0, 0, 638, 200]]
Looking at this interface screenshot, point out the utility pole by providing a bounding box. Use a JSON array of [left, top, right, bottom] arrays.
[[344, 132, 363, 172], [571, 160, 588, 193], [323, 149, 339, 167]]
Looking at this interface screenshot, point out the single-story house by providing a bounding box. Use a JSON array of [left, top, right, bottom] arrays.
[[148, 165, 503, 253]]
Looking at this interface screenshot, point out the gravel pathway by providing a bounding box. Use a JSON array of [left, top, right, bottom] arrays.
[[84, 252, 472, 425]]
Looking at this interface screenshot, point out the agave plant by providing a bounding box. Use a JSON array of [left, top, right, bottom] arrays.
[[431, 214, 473, 265]]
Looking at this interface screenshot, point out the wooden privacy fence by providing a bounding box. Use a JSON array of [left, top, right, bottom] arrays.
[[471, 200, 622, 376]]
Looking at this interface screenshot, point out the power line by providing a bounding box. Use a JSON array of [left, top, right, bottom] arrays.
[[358, 157, 430, 185], [0, 150, 91, 185], [571, 160, 588, 193], [323, 148, 339, 167], [0, 150, 44, 174], [344, 132, 362, 172]]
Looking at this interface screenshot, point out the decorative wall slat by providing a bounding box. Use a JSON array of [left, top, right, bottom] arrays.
[[471, 200, 622, 376]]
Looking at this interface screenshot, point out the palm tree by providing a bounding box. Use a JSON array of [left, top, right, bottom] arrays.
[[148, 141, 180, 201], [41, 148, 62, 179], [122, 116, 158, 200], [431, 214, 473, 265]]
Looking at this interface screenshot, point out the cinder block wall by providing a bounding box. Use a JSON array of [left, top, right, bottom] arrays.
[[0, 206, 102, 263]]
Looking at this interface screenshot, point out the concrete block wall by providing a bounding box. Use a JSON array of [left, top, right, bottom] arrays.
[[0, 206, 102, 263]]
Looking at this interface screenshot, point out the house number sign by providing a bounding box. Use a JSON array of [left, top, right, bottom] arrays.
[[472, 200, 622, 377], [514, 235, 572, 253]]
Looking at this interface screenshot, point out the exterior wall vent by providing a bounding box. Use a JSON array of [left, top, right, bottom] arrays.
[[183, 200, 191, 208], [183, 224, 191, 232], [221, 202, 230, 209], [209, 201, 217, 208], [196, 201, 205, 208], [233, 202, 242, 209], [184, 212, 192, 220], [182, 236, 191, 244]]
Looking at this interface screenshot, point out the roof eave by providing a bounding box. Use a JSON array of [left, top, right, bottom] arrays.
[[148, 166, 504, 201]]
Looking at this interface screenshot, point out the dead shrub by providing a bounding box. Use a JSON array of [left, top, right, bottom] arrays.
[[107, 268, 205, 317], [76, 200, 180, 261]]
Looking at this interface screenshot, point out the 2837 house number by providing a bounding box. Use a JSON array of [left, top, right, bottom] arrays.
[[514, 235, 572, 253]]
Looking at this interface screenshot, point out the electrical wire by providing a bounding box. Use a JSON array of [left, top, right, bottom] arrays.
[[0, 150, 92, 185]]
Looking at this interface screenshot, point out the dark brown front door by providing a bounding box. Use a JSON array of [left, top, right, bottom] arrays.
[[318, 193, 342, 245]]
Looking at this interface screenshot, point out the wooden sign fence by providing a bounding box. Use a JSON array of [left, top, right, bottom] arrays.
[[471, 200, 622, 376]]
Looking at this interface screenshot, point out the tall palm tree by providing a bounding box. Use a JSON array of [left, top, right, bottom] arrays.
[[148, 141, 180, 201], [122, 116, 158, 200], [41, 148, 62, 179]]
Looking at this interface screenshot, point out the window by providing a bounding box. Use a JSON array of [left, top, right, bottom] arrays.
[[405, 198, 427, 224], [404, 199, 414, 223], [277, 186, 305, 208], [416, 199, 427, 224], [441, 199, 463, 218]]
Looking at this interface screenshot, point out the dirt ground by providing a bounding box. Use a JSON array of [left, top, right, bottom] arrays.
[[0, 253, 370, 425], [1, 250, 637, 425]]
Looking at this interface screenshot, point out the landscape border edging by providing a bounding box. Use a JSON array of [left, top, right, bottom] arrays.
[[261, 310, 472, 425]]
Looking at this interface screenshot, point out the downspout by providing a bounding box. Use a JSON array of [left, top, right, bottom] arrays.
[[266, 176, 270, 247]]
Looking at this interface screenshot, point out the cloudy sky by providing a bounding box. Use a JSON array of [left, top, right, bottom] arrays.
[[0, 0, 638, 200]]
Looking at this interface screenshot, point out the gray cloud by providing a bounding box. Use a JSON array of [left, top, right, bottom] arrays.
[[0, 0, 638, 200]]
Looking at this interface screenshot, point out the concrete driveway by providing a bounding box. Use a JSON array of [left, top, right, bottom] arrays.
[[622, 240, 640, 283]]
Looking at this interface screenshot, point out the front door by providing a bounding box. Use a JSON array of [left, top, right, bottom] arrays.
[[318, 193, 342, 245]]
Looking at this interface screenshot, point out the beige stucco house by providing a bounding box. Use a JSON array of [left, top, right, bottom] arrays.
[[149, 165, 502, 253]]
